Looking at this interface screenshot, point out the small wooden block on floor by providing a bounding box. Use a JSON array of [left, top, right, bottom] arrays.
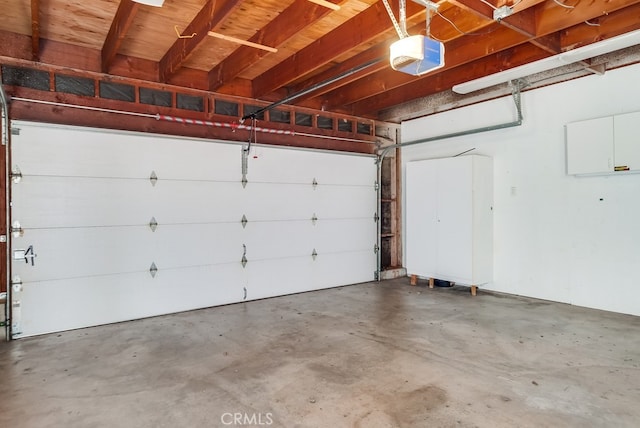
[[410, 275, 417, 286], [429, 278, 435, 289], [471, 285, 477, 296]]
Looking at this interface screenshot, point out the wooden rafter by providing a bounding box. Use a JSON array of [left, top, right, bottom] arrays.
[[250, 1, 426, 98], [101, 0, 140, 73], [30, 0, 40, 60], [208, 0, 342, 91], [158, 0, 242, 83], [286, 3, 481, 104], [349, 3, 640, 117]]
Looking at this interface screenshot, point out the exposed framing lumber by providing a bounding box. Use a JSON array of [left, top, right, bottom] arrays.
[[30, 0, 40, 60], [158, 0, 241, 83], [208, 0, 342, 91], [323, 0, 640, 111], [307, 0, 340, 10], [207, 32, 278, 53], [101, 0, 140, 73], [250, 0, 425, 98]]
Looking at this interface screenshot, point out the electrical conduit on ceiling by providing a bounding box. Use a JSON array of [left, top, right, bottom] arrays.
[[375, 82, 524, 280]]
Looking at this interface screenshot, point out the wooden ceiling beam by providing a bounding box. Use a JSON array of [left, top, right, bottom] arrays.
[[287, 4, 492, 104], [158, 0, 242, 83], [30, 0, 40, 61], [287, 43, 390, 104], [352, 4, 640, 117], [446, 0, 493, 20], [101, 0, 140, 73], [323, 0, 640, 109], [250, 1, 425, 98], [208, 0, 342, 91]]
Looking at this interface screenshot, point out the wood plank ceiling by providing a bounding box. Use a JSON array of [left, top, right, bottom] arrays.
[[1, 0, 640, 127]]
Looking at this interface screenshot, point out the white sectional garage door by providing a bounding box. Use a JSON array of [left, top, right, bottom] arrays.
[[10, 122, 376, 338]]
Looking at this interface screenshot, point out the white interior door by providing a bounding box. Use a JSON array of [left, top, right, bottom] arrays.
[[10, 122, 376, 337]]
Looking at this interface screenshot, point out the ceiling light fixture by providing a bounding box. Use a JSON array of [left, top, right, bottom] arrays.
[[387, 0, 444, 77], [131, 0, 165, 6], [453, 29, 640, 94]]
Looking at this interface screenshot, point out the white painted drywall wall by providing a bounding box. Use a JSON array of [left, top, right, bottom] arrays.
[[402, 63, 640, 316]]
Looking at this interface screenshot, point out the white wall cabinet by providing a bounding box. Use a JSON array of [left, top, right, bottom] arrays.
[[566, 111, 640, 175], [405, 155, 493, 293]]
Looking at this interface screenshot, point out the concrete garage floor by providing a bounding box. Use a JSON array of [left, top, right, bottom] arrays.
[[1, 279, 640, 428]]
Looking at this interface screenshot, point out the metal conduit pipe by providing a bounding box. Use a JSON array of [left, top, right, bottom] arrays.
[[0, 83, 10, 340], [241, 57, 384, 121], [375, 82, 523, 280]]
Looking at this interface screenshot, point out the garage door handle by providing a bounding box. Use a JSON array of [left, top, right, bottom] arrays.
[[14, 245, 37, 266]]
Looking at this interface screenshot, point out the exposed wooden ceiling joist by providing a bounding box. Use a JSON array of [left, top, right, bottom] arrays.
[[30, 0, 40, 60], [102, 0, 140, 73], [208, 0, 343, 91], [158, 0, 242, 83], [250, 0, 425, 98]]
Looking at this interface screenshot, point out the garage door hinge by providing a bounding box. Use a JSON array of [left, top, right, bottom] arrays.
[[312, 248, 318, 261], [374, 212, 379, 223], [11, 128, 20, 135], [149, 217, 158, 232], [241, 244, 248, 268], [10, 166, 22, 184], [149, 171, 158, 186], [11, 275, 22, 292], [311, 213, 318, 225], [241, 214, 248, 228], [312, 178, 318, 189], [374, 180, 379, 191], [11, 221, 24, 238], [149, 262, 158, 278], [374, 244, 379, 254]]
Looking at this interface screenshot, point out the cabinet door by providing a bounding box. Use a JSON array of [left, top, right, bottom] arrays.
[[435, 157, 472, 280], [405, 160, 437, 277], [566, 117, 614, 174], [614, 111, 640, 171]]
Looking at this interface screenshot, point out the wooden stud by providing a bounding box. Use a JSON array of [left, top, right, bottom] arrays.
[[410, 275, 417, 286], [471, 285, 477, 296], [429, 278, 435, 289]]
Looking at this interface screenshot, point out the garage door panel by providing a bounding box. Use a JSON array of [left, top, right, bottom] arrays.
[[314, 251, 376, 288], [14, 264, 245, 337], [245, 258, 315, 299], [13, 124, 242, 181], [12, 177, 152, 228], [313, 186, 376, 219], [247, 147, 375, 187], [241, 183, 316, 221], [11, 223, 245, 284], [11, 227, 152, 282], [153, 224, 244, 268], [243, 221, 314, 260], [150, 180, 245, 224], [313, 220, 376, 254]]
